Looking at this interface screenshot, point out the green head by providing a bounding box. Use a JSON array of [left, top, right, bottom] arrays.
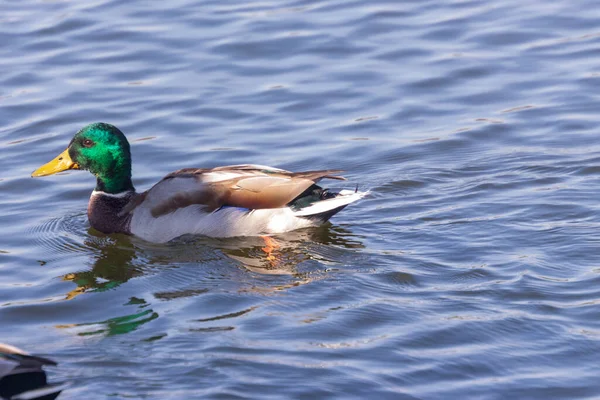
[[32, 123, 135, 194]]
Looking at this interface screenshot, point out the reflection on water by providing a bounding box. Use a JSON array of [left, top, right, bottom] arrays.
[[215, 225, 364, 275], [56, 299, 158, 337], [53, 223, 364, 336], [62, 234, 141, 300], [4, 0, 600, 395]]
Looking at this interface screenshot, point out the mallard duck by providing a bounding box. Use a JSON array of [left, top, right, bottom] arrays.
[[0, 343, 68, 400], [32, 123, 367, 243]]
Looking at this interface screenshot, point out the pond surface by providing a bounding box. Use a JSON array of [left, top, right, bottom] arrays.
[[2, 0, 600, 398]]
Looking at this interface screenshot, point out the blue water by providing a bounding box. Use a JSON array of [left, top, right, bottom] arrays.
[[2, 0, 600, 398]]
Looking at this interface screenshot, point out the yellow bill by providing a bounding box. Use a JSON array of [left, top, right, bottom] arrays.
[[31, 149, 79, 177]]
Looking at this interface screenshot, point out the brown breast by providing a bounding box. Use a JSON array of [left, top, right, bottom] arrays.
[[87, 192, 136, 235]]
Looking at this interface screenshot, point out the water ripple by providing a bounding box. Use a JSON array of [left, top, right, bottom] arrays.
[[2, 0, 600, 398]]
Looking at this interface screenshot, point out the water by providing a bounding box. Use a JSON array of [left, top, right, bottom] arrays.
[[2, 0, 600, 398]]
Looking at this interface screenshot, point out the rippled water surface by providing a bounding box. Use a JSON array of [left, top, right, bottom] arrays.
[[2, 0, 600, 398]]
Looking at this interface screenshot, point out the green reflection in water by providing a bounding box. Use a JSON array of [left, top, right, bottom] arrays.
[[56, 296, 158, 337], [77, 308, 159, 336], [62, 233, 140, 300], [56, 224, 364, 336]]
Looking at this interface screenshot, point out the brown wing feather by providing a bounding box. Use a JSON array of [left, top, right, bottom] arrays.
[[162, 165, 289, 180], [146, 168, 346, 217], [291, 170, 346, 181], [225, 176, 315, 209]]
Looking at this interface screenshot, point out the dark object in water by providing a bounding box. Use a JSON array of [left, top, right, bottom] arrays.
[[0, 343, 69, 400]]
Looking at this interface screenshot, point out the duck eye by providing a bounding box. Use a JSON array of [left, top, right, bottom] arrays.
[[82, 139, 94, 148]]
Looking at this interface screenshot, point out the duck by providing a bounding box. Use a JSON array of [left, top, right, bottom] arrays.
[[0, 343, 69, 400], [32, 123, 367, 243]]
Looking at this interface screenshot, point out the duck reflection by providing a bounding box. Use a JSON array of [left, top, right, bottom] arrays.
[[57, 225, 364, 335], [61, 234, 141, 300], [216, 225, 365, 275], [61, 224, 364, 300]]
